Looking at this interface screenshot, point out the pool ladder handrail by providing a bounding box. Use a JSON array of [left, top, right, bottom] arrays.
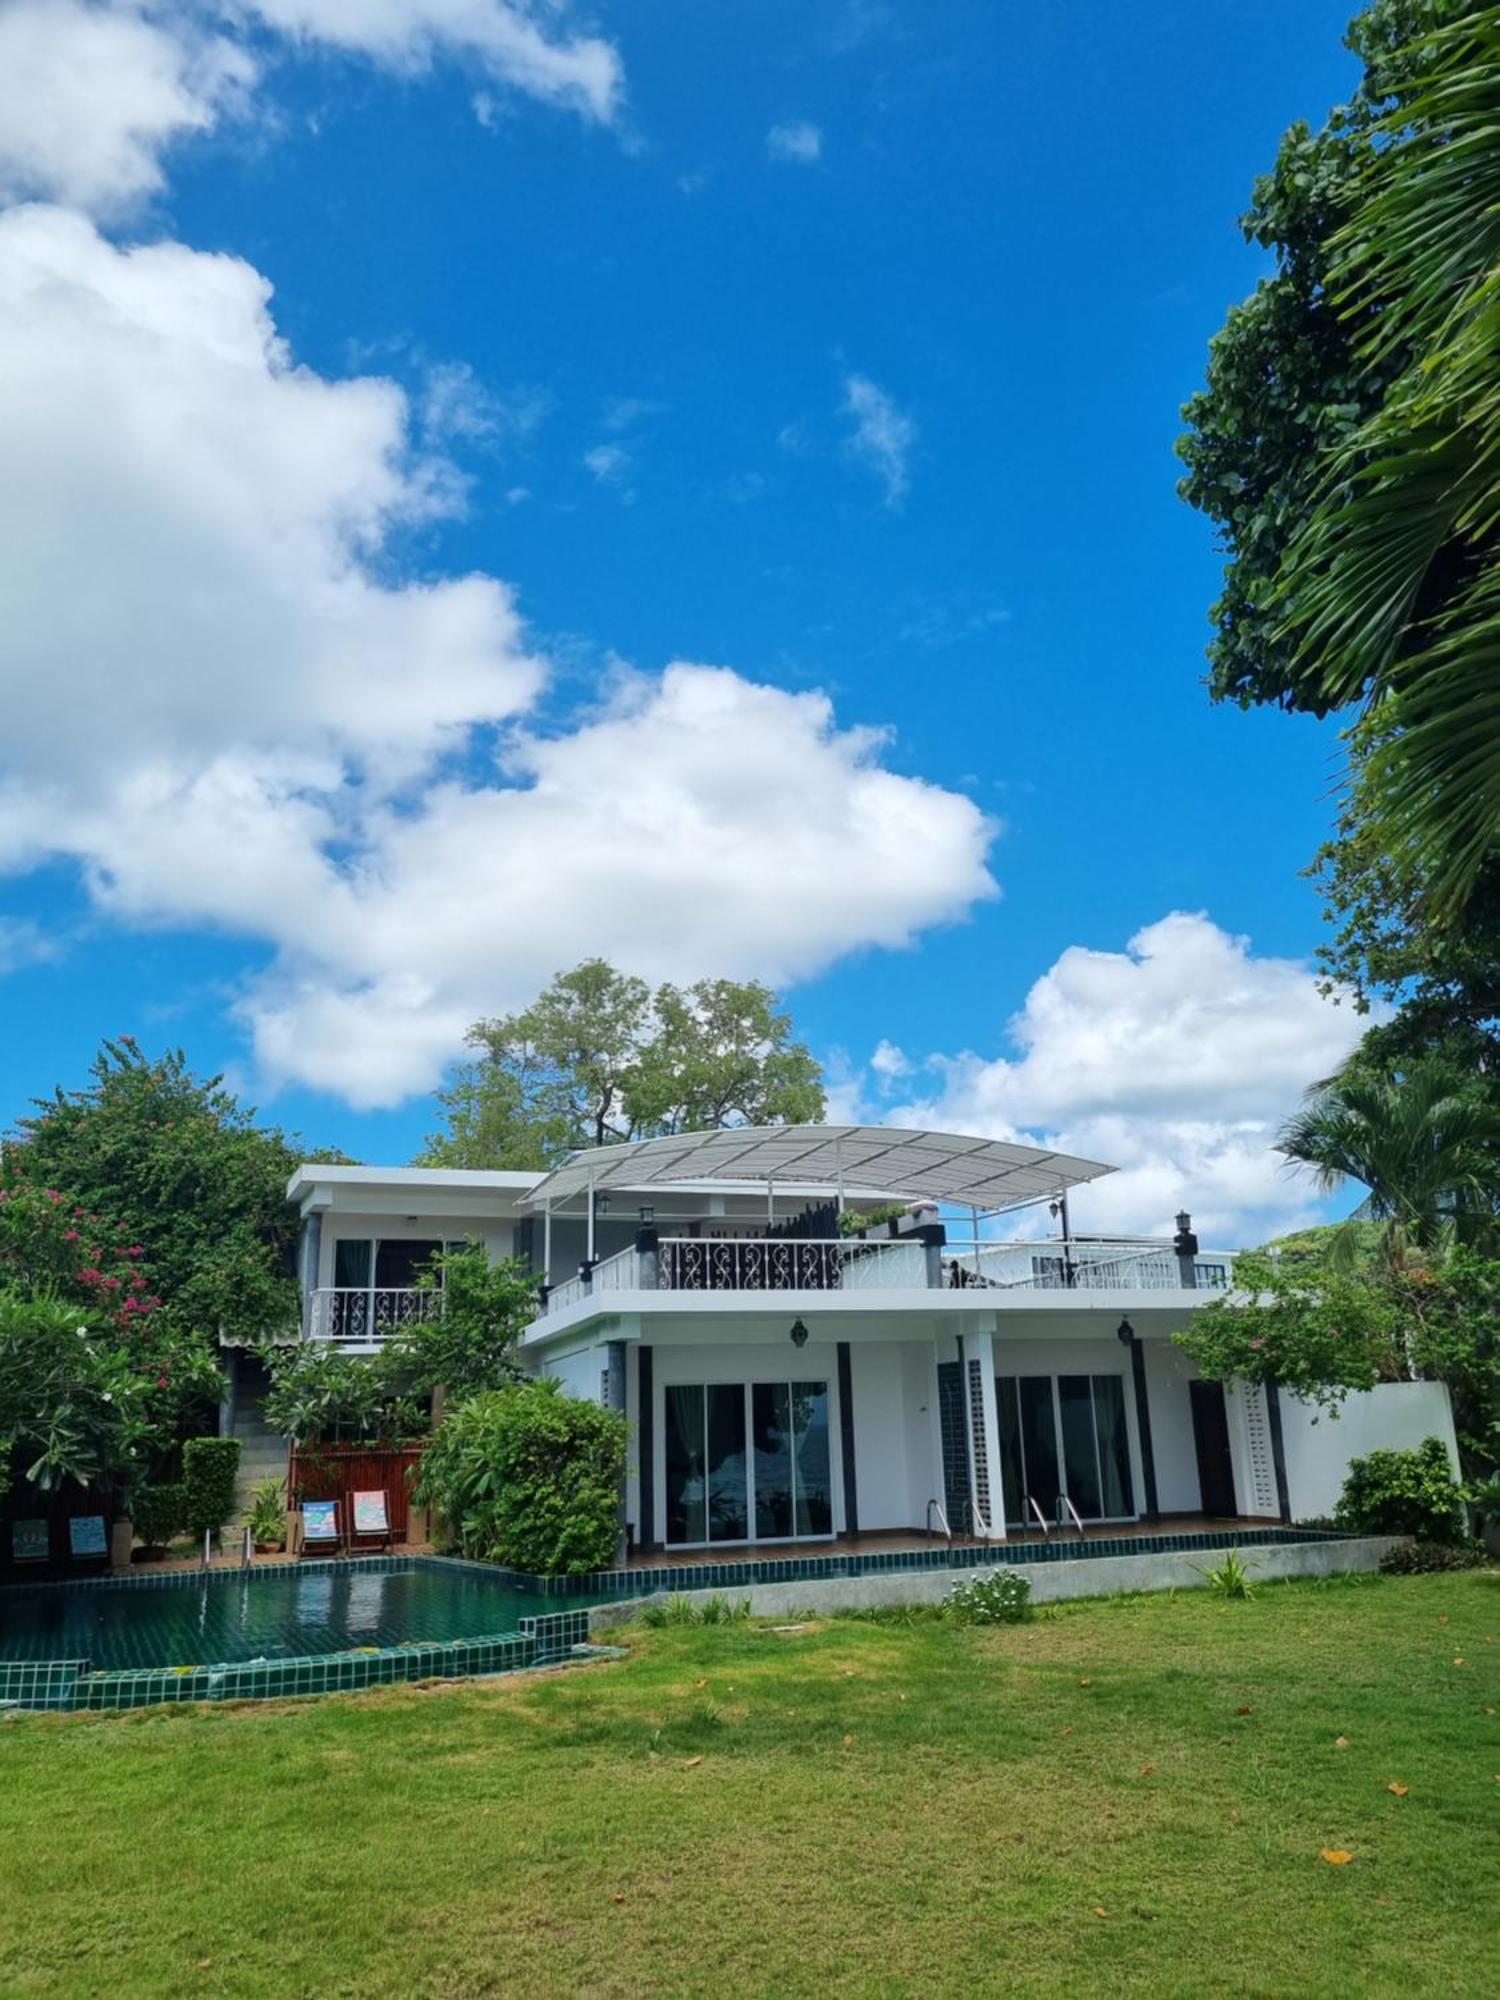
[[1060, 1496, 1087, 1541], [1026, 1495, 1050, 1539], [925, 1498, 952, 1543]]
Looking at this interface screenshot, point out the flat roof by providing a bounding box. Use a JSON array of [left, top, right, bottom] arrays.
[[525, 1124, 1113, 1215], [286, 1164, 543, 1200]]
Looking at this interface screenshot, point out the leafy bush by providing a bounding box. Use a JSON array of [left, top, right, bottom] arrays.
[[131, 1481, 183, 1549], [1335, 1435, 1467, 1543], [412, 1379, 626, 1575], [182, 1436, 241, 1541], [0, 1293, 152, 1496], [639, 1593, 750, 1627], [262, 1342, 426, 1446], [946, 1569, 1032, 1625], [1469, 1471, 1500, 1527], [396, 1243, 534, 1402], [1378, 1538, 1488, 1574]]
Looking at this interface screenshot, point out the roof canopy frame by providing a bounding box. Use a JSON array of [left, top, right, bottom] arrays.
[[523, 1123, 1113, 1219]]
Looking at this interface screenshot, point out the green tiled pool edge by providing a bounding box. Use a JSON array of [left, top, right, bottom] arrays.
[[0, 1587, 592, 1713], [2, 1530, 1344, 1712]]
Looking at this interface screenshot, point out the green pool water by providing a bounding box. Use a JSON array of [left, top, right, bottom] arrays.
[[0, 1563, 574, 1672]]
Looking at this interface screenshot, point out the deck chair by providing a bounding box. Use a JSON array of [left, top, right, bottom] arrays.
[[11, 1519, 49, 1564], [299, 1497, 342, 1557], [68, 1514, 108, 1563], [348, 1489, 394, 1554]]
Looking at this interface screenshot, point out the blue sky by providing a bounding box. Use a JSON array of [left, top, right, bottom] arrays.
[[0, 1, 1371, 1241]]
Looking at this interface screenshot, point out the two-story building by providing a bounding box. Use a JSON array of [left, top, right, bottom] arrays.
[[269, 1123, 1459, 1556]]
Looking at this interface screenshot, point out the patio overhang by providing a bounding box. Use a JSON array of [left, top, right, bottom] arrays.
[[523, 1122, 1113, 1216]]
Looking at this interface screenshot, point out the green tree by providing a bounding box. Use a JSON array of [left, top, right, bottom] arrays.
[[621, 978, 825, 1134], [8, 1039, 307, 1345], [0, 1295, 154, 1498], [419, 961, 825, 1167], [1278, 1059, 1500, 1266], [1181, 1, 1500, 914], [397, 1242, 534, 1403]]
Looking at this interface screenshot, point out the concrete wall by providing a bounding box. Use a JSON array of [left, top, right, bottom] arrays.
[[592, 1534, 1403, 1626], [1280, 1381, 1461, 1522]]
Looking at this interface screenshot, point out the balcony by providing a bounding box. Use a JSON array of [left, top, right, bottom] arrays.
[[306, 1286, 442, 1346], [533, 1233, 1232, 1323]]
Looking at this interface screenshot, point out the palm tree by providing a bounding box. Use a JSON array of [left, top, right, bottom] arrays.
[[1277, 8, 1500, 916], [1279, 1059, 1500, 1268]]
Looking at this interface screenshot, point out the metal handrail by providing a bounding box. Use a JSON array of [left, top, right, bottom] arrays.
[[965, 1497, 994, 1540], [1061, 1496, 1087, 1539], [1026, 1495, 1050, 1538], [926, 1498, 952, 1543]]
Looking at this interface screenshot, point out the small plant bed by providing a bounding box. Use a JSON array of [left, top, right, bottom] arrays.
[[1, 1574, 1496, 1996]]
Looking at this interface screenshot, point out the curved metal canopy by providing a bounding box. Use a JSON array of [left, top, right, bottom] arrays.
[[524, 1123, 1113, 1215]]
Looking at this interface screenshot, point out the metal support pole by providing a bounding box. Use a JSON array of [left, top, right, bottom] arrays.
[[587, 1173, 596, 1262]]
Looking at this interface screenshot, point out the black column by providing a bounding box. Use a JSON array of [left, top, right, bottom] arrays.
[[1127, 1337, 1160, 1522], [1265, 1381, 1292, 1524], [836, 1341, 859, 1539], [637, 1345, 655, 1552]]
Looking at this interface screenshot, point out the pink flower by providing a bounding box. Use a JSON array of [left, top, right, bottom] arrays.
[[125, 1245, 143, 1259], [62, 1230, 79, 1243], [1249, 1337, 1266, 1350], [100, 1276, 121, 1290]]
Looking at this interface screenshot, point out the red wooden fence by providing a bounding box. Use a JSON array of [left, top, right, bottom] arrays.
[[287, 1444, 426, 1541]]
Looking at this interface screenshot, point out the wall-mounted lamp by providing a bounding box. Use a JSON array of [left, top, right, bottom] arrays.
[[596, 1194, 611, 1217], [1116, 1317, 1136, 1346], [789, 1318, 809, 1349], [639, 1204, 654, 1225]]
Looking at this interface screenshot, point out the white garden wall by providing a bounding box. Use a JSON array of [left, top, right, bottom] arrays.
[[1280, 1380, 1460, 1523]]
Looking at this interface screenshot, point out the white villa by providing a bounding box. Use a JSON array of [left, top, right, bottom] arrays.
[[264, 1124, 1459, 1558]]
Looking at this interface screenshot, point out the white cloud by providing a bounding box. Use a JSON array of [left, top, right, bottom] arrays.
[[842, 372, 915, 506], [0, 1, 254, 218], [863, 915, 1369, 1246], [0, 0, 621, 221], [583, 441, 633, 497], [767, 121, 822, 164], [0, 207, 998, 1108], [0, 916, 60, 975]]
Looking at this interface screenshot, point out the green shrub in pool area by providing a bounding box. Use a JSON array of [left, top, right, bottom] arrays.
[[181, 1436, 241, 1543], [130, 1481, 183, 1552], [1378, 1537, 1489, 1574], [946, 1568, 1032, 1625], [640, 1594, 751, 1627], [1335, 1435, 1467, 1544], [413, 1379, 627, 1576]]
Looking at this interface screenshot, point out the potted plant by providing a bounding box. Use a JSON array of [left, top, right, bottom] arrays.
[[243, 1476, 288, 1554]]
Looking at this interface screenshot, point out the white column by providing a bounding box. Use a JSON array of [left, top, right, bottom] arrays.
[[963, 1326, 1007, 1541]]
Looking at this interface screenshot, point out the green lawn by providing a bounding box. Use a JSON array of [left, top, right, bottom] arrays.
[[2, 1573, 1499, 1998]]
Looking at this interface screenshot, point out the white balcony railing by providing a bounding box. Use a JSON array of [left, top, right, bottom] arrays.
[[306, 1286, 442, 1344], [527, 1234, 1233, 1321]]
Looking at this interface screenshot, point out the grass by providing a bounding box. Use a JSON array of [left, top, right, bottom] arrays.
[[2, 1573, 1499, 1998]]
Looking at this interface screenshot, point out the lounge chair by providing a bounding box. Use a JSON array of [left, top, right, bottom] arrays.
[[68, 1515, 108, 1562], [11, 1519, 48, 1564], [299, 1497, 342, 1557], [348, 1489, 394, 1554]]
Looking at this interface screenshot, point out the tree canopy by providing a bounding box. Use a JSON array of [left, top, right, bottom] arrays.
[[419, 961, 825, 1168], [1181, 0, 1500, 938]]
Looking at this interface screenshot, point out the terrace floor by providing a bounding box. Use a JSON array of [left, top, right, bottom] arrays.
[[623, 1514, 1284, 1570]]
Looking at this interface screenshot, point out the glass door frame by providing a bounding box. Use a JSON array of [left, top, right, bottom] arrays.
[[657, 1375, 839, 1549], [995, 1371, 1139, 1528]]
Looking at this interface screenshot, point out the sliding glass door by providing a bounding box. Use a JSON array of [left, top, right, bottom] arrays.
[[996, 1373, 1135, 1526], [665, 1380, 832, 1546]]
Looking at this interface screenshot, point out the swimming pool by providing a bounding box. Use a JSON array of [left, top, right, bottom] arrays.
[[0, 1557, 601, 1712], [0, 1560, 575, 1671]]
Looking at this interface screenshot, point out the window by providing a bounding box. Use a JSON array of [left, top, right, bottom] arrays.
[[664, 1379, 831, 1546]]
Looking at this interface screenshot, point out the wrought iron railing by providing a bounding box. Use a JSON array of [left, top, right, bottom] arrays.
[[657, 1236, 929, 1294], [306, 1287, 442, 1344]]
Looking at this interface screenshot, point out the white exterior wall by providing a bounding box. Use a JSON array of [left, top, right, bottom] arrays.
[[1280, 1380, 1460, 1523], [316, 1211, 516, 1286], [848, 1342, 938, 1532]]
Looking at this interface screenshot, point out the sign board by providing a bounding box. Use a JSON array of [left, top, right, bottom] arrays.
[[68, 1514, 107, 1558]]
